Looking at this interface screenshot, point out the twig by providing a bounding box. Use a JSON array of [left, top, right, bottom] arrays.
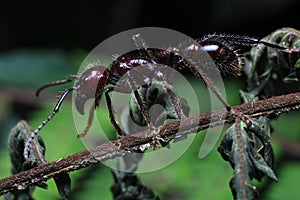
[[1, 91, 300, 195]]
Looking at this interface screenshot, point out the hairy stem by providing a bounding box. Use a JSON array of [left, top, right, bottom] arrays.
[[1, 91, 300, 195]]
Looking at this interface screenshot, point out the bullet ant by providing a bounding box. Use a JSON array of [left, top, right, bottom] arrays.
[[23, 32, 300, 159]]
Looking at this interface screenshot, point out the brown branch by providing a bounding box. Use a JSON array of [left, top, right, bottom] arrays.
[[1, 91, 300, 195]]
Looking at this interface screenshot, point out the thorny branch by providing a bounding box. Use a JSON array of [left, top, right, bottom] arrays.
[[1, 91, 300, 195]]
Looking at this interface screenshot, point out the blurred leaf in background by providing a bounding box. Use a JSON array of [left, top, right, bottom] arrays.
[[0, 49, 85, 88]]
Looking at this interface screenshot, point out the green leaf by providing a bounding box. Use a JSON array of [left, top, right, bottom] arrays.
[[111, 170, 160, 200], [129, 82, 190, 128], [0, 50, 77, 89], [218, 116, 277, 200], [6, 120, 72, 200], [7, 120, 47, 200], [220, 123, 258, 200], [53, 173, 71, 200]]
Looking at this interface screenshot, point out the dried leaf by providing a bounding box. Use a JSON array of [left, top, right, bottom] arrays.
[[110, 170, 160, 200], [53, 173, 71, 200], [219, 122, 259, 200], [218, 112, 277, 199]]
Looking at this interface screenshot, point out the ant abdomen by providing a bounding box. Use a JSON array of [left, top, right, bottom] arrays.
[[198, 39, 242, 76]]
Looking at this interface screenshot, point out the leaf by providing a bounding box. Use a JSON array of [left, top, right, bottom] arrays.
[[6, 120, 72, 200], [240, 91, 275, 176], [129, 82, 190, 128], [219, 122, 259, 200], [218, 90, 278, 199], [246, 119, 275, 175], [248, 144, 277, 182], [249, 27, 300, 98], [110, 170, 160, 200], [53, 173, 71, 200], [219, 120, 276, 198], [7, 120, 47, 200]]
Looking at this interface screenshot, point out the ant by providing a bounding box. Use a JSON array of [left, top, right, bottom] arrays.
[[23, 32, 300, 159]]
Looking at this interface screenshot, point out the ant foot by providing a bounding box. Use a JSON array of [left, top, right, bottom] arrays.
[[230, 108, 253, 126], [113, 140, 122, 150], [77, 132, 87, 138], [151, 128, 165, 149]]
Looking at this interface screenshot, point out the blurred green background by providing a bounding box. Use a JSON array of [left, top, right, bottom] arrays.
[[0, 0, 300, 199]]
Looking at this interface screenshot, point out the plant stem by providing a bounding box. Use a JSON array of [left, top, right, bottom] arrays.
[[1, 91, 300, 195]]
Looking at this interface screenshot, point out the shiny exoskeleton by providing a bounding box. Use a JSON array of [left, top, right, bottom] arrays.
[[23, 33, 300, 158]]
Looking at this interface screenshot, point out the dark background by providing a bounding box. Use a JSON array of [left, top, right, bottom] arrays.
[[0, 0, 299, 52]]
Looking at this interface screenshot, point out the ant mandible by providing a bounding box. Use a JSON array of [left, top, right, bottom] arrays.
[[23, 32, 300, 159]]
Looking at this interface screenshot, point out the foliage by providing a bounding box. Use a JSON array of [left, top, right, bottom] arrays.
[[4, 120, 71, 200]]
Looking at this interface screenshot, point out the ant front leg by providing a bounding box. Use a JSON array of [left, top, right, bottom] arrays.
[[104, 87, 127, 138], [78, 87, 125, 151], [77, 102, 96, 138], [24, 88, 73, 159]]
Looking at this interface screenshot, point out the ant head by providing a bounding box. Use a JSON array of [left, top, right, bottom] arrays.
[[74, 66, 109, 115]]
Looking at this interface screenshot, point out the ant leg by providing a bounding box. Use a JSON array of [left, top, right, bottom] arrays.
[[36, 75, 77, 97], [133, 34, 185, 146], [185, 58, 253, 126], [77, 87, 126, 139], [77, 102, 95, 138], [132, 89, 155, 130], [124, 67, 156, 130], [24, 88, 73, 159], [164, 85, 187, 120], [135, 38, 187, 120], [132, 89, 165, 148], [104, 87, 127, 137], [133, 34, 170, 125]]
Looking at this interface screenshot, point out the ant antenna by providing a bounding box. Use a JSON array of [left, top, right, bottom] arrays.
[[36, 76, 77, 97], [132, 33, 148, 50], [23, 88, 73, 159], [202, 34, 300, 52], [132, 33, 157, 63]]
